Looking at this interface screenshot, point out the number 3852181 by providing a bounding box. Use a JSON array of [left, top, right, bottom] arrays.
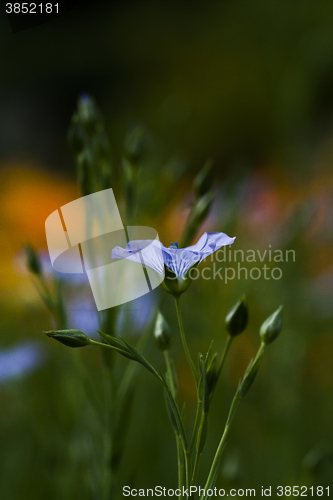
[[6, 3, 59, 14]]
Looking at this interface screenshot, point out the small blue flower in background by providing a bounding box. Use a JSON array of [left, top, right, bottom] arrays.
[[112, 231, 236, 296], [0, 342, 44, 384]]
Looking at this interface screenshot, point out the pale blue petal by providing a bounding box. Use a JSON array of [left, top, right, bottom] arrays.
[[112, 239, 165, 276], [162, 232, 236, 276], [111, 232, 236, 278]]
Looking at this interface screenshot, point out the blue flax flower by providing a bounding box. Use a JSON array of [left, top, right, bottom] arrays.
[[112, 232, 236, 296]]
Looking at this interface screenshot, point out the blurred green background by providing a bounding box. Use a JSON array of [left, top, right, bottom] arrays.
[[0, 0, 333, 498]]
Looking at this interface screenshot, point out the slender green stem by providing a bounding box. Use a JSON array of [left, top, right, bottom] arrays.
[[201, 342, 266, 499], [164, 350, 177, 397], [191, 455, 200, 488], [89, 339, 133, 359], [174, 297, 198, 387], [190, 336, 233, 487], [185, 450, 191, 497], [174, 296, 198, 497], [163, 352, 189, 495], [163, 379, 188, 449], [93, 334, 190, 494], [116, 326, 151, 407], [189, 397, 202, 457], [93, 337, 189, 451], [191, 411, 207, 485], [176, 434, 183, 500], [164, 352, 193, 499], [217, 335, 233, 381], [201, 391, 240, 497], [34, 276, 66, 328], [164, 351, 183, 498], [190, 335, 233, 457]]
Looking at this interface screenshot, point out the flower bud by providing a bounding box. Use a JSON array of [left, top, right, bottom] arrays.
[[24, 244, 42, 276], [124, 125, 146, 163], [161, 265, 192, 297], [225, 297, 248, 337], [181, 191, 214, 248], [154, 311, 171, 351], [44, 329, 90, 348], [193, 160, 214, 198], [77, 94, 102, 136], [191, 190, 214, 223], [259, 306, 283, 345]]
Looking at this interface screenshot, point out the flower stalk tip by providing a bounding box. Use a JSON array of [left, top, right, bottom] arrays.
[[154, 311, 172, 351], [225, 297, 248, 337], [193, 159, 214, 198], [259, 306, 283, 345], [25, 244, 42, 277], [44, 329, 91, 348]]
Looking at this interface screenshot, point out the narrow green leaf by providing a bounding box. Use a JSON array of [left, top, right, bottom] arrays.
[[97, 329, 127, 351], [121, 338, 160, 377], [164, 390, 178, 431], [160, 372, 188, 449]]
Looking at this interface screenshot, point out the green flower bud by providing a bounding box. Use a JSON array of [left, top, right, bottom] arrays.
[[193, 160, 214, 198], [154, 311, 171, 351], [198, 353, 205, 376], [225, 297, 248, 337], [124, 125, 145, 163], [24, 244, 42, 276], [77, 94, 102, 136], [44, 329, 90, 348], [259, 306, 283, 345], [161, 265, 192, 297], [181, 191, 214, 248], [191, 190, 214, 225]]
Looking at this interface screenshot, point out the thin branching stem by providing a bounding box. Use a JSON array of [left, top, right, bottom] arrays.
[[174, 297, 198, 388]]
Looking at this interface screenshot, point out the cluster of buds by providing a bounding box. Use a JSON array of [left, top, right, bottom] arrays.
[[225, 298, 283, 398], [181, 161, 215, 248], [67, 94, 113, 195]]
